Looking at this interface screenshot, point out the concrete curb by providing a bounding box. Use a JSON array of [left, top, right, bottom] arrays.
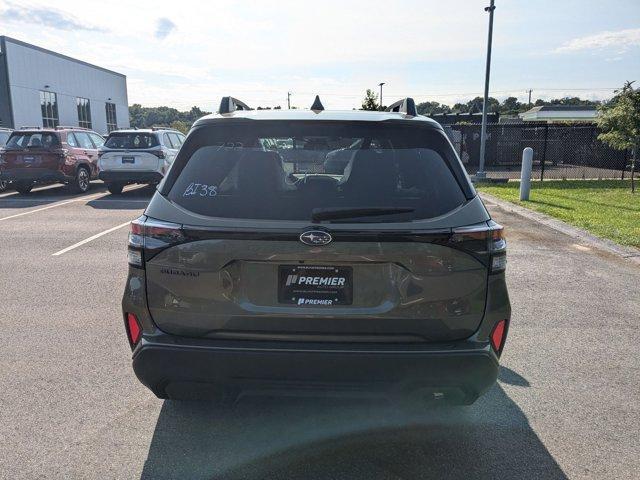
[[479, 192, 640, 266]]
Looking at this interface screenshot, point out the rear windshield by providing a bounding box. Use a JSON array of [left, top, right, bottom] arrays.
[[6, 132, 61, 149], [167, 121, 466, 222], [104, 133, 159, 149]]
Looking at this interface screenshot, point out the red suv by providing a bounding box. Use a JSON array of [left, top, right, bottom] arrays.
[[0, 127, 104, 194]]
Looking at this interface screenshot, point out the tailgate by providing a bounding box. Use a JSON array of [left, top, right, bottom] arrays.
[[100, 151, 159, 171], [2, 149, 61, 171], [145, 238, 488, 342]]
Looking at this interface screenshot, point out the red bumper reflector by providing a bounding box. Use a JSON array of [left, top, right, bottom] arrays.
[[491, 319, 507, 353], [126, 313, 141, 345]]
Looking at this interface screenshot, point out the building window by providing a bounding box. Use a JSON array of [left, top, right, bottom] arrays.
[[77, 97, 92, 129], [105, 102, 117, 132], [40, 91, 59, 128]]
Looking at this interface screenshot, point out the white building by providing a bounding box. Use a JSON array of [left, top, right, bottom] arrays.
[[519, 105, 598, 123], [0, 36, 129, 133]]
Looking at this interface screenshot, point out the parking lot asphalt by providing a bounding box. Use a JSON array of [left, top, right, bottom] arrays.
[[1, 183, 638, 479]]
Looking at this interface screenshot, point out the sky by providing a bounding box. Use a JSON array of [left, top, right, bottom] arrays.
[[1, 0, 639, 111]]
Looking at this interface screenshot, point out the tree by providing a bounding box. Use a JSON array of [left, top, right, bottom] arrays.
[[532, 97, 601, 109], [549, 96, 601, 107], [361, 89, 379, 111], [452, 102, 468, 113], [463, 96, 500, 114], [450, 97, 499, 114], [170, 120, 190, 134], [416, 101, 452, 116], [500, 96, 522, 114], [597, 81, 640, 193], [128, 105, 212, 131]]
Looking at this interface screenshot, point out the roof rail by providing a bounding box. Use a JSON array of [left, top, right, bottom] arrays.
[[150, 125, 173, 131], [20, 126, 43, 130], [310, 95, 324, 111], [218, 96, 251, 114], [56, 125, 91, 131], [385, 97, 418, 117]]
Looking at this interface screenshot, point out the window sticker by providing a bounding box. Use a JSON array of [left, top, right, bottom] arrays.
[[183, 182, 218, 197]]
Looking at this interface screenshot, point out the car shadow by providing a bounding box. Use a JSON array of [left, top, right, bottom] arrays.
[[85, 185, 154, 210], [140, 370, 566, 480], [498, 365, 531, 387], [0, 183, 108, 209]]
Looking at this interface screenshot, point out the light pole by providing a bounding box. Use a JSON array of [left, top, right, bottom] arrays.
[[379, 82, 385, 111], [476, 0, 495, 179]]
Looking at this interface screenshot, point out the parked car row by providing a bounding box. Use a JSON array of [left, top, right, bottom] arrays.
[[0, 126, 185, 194]]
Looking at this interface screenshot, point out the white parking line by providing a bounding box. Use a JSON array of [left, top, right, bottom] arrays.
[[52, 221, 131, 256], [0, 184, 62, 198], [0, 197, 150, 204], [0, 194, 103, 221]]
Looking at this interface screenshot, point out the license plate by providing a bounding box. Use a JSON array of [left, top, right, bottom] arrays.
[[23, 155, 37, 163], [122, 156, 135, 164], [278, 265, 353, 306]]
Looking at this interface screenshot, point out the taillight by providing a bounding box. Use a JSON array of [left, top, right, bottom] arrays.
[[489, 224, 507, 273], [128, 215, 185, 267], [450, 221, 506, 273], [490, 319, 508, 354], [126, 312, 142, 346], [151, 150, 166, 159]]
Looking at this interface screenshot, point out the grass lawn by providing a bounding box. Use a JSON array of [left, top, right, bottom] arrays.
[[478, 180, 640, 249]]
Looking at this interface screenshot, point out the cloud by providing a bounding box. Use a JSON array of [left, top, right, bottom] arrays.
[[155, 18, 176, 39], [554, 28, 640, 54], [0, 3, 106, 32]]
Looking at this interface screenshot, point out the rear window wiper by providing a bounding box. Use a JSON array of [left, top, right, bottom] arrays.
[[311, 207, 414, 222]]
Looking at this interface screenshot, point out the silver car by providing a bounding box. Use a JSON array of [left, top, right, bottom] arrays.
[[122, 96, 511, 405]]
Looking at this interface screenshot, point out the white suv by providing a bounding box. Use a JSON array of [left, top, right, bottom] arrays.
[[98, 128, 186, 194]]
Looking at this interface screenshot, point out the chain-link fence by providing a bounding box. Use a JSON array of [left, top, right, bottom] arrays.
[[443, 123, 633, 180]]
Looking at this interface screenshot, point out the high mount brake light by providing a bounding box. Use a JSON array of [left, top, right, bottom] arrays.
[[450, 221, 506, 273], [127, 216, 185, 267]]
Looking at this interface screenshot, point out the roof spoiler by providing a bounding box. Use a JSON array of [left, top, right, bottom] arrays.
[[385, 97, 418, 117], [218, 96, 252, 114]]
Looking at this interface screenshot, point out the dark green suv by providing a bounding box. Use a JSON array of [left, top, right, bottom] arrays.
[[122, 97, 511, 405]]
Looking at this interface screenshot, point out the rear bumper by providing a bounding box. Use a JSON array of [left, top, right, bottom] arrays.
[[0, 168, 66, 183], [132, 332, 499, 402], [98, 170, 163, 184]]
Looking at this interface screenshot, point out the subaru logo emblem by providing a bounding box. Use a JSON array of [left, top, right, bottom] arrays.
[[300, 230, 332, 246]]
